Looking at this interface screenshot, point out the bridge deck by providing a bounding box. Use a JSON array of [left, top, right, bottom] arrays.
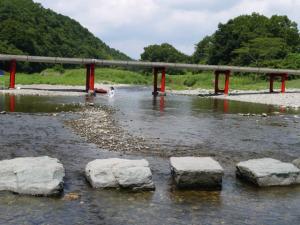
[[1, 54, 300, 75], [0, 54, 299, 95]]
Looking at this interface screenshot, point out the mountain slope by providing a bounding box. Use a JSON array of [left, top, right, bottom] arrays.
[[0, 0, 130, 62]]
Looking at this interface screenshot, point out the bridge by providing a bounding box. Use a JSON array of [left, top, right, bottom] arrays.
[[1, 54, 300, 95]]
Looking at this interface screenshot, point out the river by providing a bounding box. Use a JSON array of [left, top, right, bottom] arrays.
[[0, 86, 299, 225]]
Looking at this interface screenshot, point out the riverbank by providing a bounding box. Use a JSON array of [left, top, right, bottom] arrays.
[[1, 67, 300, 91], [0, 84, 129, 96], [171, 88, 300, 108]]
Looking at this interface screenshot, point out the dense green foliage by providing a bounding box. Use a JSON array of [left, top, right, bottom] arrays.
[[0, 0, 130, 72], [141, 43, 190, 63], [140, 43, 190, 74], [193, 13, 300, 68]]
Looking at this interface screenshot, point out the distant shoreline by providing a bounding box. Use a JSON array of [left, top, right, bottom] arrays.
[[1, 84, 300, 109]]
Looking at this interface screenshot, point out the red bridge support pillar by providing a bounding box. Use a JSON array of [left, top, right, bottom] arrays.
[[214, 70, 231, 95], [89, 64, 95, 92], [85, 64, 90, 93], [9, 60, 16, 89], [160, 67, 166, 93], [268, 73, 288, 93], [153, 68, 158, 96], [85, 64, 95, 93], [152, 67, 166, 96]]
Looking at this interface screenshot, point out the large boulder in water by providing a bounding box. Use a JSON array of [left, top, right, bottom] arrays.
[[0, 156, 65, 196], [236, 158, 300, 187], [170, 157, 224, 189], [85, 158, 155, 191]]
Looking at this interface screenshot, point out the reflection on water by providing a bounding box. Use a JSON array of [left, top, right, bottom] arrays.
[[0, 87, 299, 225], [0, 94, 81, 113], [152, 96, 166, 112]]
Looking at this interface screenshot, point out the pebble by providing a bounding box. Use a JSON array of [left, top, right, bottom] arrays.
[[63, 193, 81, 201], [65, 106, 156, 154]]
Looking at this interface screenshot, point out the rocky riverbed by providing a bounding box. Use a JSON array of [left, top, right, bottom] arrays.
[[65, 105, 163, 156]]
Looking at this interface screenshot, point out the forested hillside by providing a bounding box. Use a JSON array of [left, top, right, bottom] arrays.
[[193, 13, 300, 68], [0, 0, 130, 72]]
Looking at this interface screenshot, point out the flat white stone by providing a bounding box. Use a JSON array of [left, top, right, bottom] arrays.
[[0, 156, 65, 196], [85, 158, 155, 191], [170, 157, 224, 189], [236, 158, 300, 187]]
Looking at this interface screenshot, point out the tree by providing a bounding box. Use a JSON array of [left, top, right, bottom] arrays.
[[194, 13, 300, 67], [141, 43, 190, 63], [140, 43, 190, 74], [233, 37, 289, 67], [193, 36, 214, 64]]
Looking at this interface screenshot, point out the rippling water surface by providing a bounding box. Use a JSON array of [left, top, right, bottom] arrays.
[[0, 87, 299, 225]]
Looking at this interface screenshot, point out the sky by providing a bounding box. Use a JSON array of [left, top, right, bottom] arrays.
[[34, 0, 300, 59]]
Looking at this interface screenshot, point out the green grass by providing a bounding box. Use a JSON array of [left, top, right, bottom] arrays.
[[0, 68, 299, 91]]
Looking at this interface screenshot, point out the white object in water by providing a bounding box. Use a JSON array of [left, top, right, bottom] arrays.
[[108, 89, 115, 97]]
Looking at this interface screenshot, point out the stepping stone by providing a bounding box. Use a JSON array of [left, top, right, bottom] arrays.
[[0, 156, 65, 196], [170, 157, 224, 189], [292, 158, 300, 169], [85, 158, 155, 191], [236, 158, 300, 187]]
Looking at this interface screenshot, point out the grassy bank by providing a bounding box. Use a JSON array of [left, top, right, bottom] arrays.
[[0, 68, 300, 90]]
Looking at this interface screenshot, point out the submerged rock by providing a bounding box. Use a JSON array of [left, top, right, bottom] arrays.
[[85, 158, 155, 191], [0, 156, 65, 196], [63, 192, 80, 201], [236, 158, 300, 187], [170, 157, 224, 189]]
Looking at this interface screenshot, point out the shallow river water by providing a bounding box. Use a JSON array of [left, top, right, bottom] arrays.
[[0, 87, 299, 225]]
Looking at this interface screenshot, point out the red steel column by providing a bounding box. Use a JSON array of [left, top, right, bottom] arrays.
[[9, 60, 16, 89], [224, 70, 230, 95], [85, 64, 90, 93], [89, 64, 95, 92], [214, 71, 219, 94], [153, 68, 158, 96], [160, 67, 166, 93], [269, 74, 274, 93], [281, 73, 288, 93]]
